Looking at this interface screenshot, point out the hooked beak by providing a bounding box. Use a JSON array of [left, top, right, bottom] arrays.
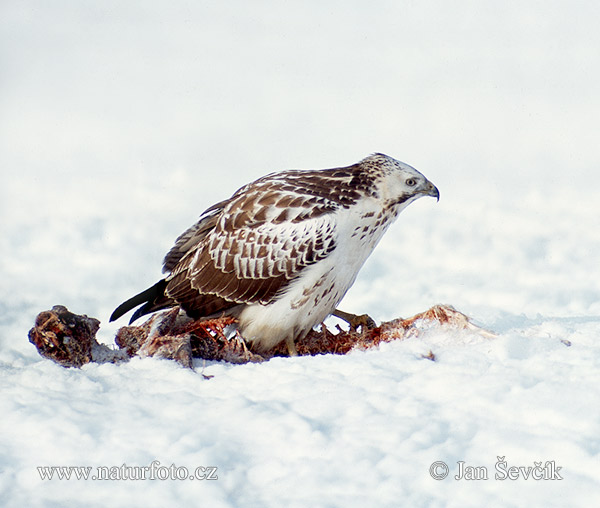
[[421, 180, 440, 201]]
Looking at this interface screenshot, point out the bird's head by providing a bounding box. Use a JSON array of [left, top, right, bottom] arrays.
[[364, 153, 439, 207]]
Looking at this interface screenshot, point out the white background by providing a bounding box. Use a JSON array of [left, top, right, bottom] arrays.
[[1, 1, 599, 506]]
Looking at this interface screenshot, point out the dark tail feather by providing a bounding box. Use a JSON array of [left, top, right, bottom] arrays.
[[109, 279, 170, 324]]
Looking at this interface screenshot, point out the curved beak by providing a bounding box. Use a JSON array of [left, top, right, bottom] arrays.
[[422, 180, 440, 202]]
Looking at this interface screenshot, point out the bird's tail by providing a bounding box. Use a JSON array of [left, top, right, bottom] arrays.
[[109, 279, 172, 324]]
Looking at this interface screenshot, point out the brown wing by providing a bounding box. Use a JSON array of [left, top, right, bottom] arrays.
[[162, 198, 230, 273], [162, 166, 376, 317]]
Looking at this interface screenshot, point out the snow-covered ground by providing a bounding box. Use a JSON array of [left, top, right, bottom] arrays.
[[1, 2, 599, 506]]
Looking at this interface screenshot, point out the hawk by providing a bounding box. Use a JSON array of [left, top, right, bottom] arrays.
[[110, 153, 439, 355]]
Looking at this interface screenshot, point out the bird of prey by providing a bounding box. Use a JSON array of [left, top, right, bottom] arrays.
[[110, 153, 439, 355]]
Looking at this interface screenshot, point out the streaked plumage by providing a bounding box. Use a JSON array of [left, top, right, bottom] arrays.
[[110, 153, 439, 354]]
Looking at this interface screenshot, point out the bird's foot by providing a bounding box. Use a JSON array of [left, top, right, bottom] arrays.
[[332, 309, 377, 332], [285, 336, 299, 357]]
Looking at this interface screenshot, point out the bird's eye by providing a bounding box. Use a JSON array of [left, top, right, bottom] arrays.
[[405, 178, 417, 186]]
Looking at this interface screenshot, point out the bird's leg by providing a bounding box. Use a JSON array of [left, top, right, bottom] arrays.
[[333, 309, 377, 331], [285, 336, 299, 357]]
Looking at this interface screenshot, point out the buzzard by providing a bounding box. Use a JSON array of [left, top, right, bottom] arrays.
[[110, 153, 439, 355]]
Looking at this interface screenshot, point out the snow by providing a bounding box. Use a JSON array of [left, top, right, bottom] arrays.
[[1, 1, 600, 507]]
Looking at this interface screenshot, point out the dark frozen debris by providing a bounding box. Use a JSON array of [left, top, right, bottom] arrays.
[[28, 305, 100, 368], [29, 305, 129, 368], [29, 304, 494, 369]]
